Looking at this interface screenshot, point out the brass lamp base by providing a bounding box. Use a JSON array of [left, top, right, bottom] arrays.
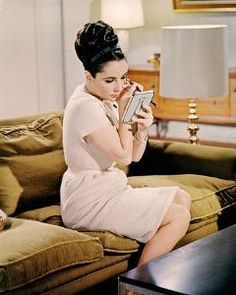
[[187, 99, 199, 144], [147, 53, 160, 69]]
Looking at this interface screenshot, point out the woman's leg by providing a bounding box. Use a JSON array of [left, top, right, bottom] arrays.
[[173, 188, 191, 210], [137, 189, 191, 267]]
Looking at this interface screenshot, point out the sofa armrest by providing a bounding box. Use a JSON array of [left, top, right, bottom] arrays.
[[128, 140, 236, 180]]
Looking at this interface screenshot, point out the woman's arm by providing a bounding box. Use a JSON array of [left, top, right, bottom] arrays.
[[86, 84, 153, 165], [85, 123, 134, 165], [132, 104, 153, 162], [85, 84, 137, 166]]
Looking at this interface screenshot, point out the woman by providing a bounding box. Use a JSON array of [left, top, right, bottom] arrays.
[[60, 20, 191, 267]]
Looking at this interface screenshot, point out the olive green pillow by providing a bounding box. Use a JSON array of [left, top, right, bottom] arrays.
[[17, 205, 62, 225], [165, 142, 236, 180], [0, 150, 67, 215], [144, 140, 236, 180], [0, 113, 63, 156], [128, 174, 235, 246], [128, 174, 235, 225], [0, 218, 103, 292], [0, 165, 23, 215], [0, 113, 67, 215]]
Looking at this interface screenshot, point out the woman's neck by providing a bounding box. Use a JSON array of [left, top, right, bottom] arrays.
[[84, 83, 102, 101]]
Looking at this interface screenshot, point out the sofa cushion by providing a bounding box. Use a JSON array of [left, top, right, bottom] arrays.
[[17, 206, 140, 254], [82, 230, 140, 253], [128, 174, 235, 219], [17, 205, 62, 225], [164, 142, 236, 180], [0, 112, 63, 156], [0, 218, 103, 292], [0, 165, 23, 215], [0, 113, 67, 215], [129, 140, 236, 180], [0, 150, 67, 215], [128, 174, 236, 245]]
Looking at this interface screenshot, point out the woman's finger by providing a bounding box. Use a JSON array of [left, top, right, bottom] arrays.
[[126, 78, 144, 92], [141, 104, 152, 113]]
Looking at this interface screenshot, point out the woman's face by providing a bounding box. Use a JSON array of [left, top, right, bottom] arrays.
[[86, 59, 128, 101]]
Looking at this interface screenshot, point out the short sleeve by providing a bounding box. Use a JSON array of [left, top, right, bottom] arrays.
[[68, 98, 110, 140]]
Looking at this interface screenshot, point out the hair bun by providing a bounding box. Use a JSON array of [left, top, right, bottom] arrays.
[[77, 20, 118, 52], [74, 20, 125, 76]]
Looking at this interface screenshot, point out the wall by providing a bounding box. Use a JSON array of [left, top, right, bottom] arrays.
[[0, 0, 64, 119], [91, 0, 236, 146], [62, 0, 90, 101]]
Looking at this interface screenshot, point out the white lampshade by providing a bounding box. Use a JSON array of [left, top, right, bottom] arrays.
[[160, 25, 228, 99], [101, 0, 144, 29]]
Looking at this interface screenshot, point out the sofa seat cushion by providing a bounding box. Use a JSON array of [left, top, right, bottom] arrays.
[[0, 218, 103, 292], [128, 174, 236, 245], [3, 254, 133, 294], [17, 206, 140, 254], [82, 230, 140, 253]]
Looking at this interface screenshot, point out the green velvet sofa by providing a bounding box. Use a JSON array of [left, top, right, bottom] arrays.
[[0, 112, 235, 295]]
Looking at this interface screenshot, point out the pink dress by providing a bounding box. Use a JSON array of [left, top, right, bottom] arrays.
[[60, 84, 178, 243]]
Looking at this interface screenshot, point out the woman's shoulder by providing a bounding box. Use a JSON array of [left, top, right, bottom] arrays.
[[70, 83, 91, 101], [65, 85, 105, 116], [67, 84, 99, 106]]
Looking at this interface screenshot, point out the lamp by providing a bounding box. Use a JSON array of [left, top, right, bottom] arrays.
[[159, 24, 228, 144], [101, 0, 144, 54]]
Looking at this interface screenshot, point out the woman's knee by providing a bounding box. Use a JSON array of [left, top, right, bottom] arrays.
[[162, 203, 191, 227], [173, 188, 191, 210]]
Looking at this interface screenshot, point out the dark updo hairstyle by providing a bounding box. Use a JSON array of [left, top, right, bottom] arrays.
[[75, 20, 125, 77]]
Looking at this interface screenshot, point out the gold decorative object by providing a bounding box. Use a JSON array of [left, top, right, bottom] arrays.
[[147, 53, 160, 69], [173, 0, 236, 13], [187, 99, 199, 145]]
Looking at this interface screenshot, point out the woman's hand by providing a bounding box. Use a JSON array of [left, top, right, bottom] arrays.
[[118, 80, 144, 121], [132, 103, 154, 131]]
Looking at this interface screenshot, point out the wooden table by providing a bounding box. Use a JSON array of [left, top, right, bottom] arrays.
[[128, 66, 236, 148], [118, 224, 236, 294]]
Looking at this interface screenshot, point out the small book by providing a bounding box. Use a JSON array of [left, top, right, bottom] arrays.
[[122, 90, 154, 123]]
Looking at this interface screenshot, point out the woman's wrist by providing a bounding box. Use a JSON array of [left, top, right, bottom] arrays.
[[134, 130, 148, 144], [118, 121, 134, 139]]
